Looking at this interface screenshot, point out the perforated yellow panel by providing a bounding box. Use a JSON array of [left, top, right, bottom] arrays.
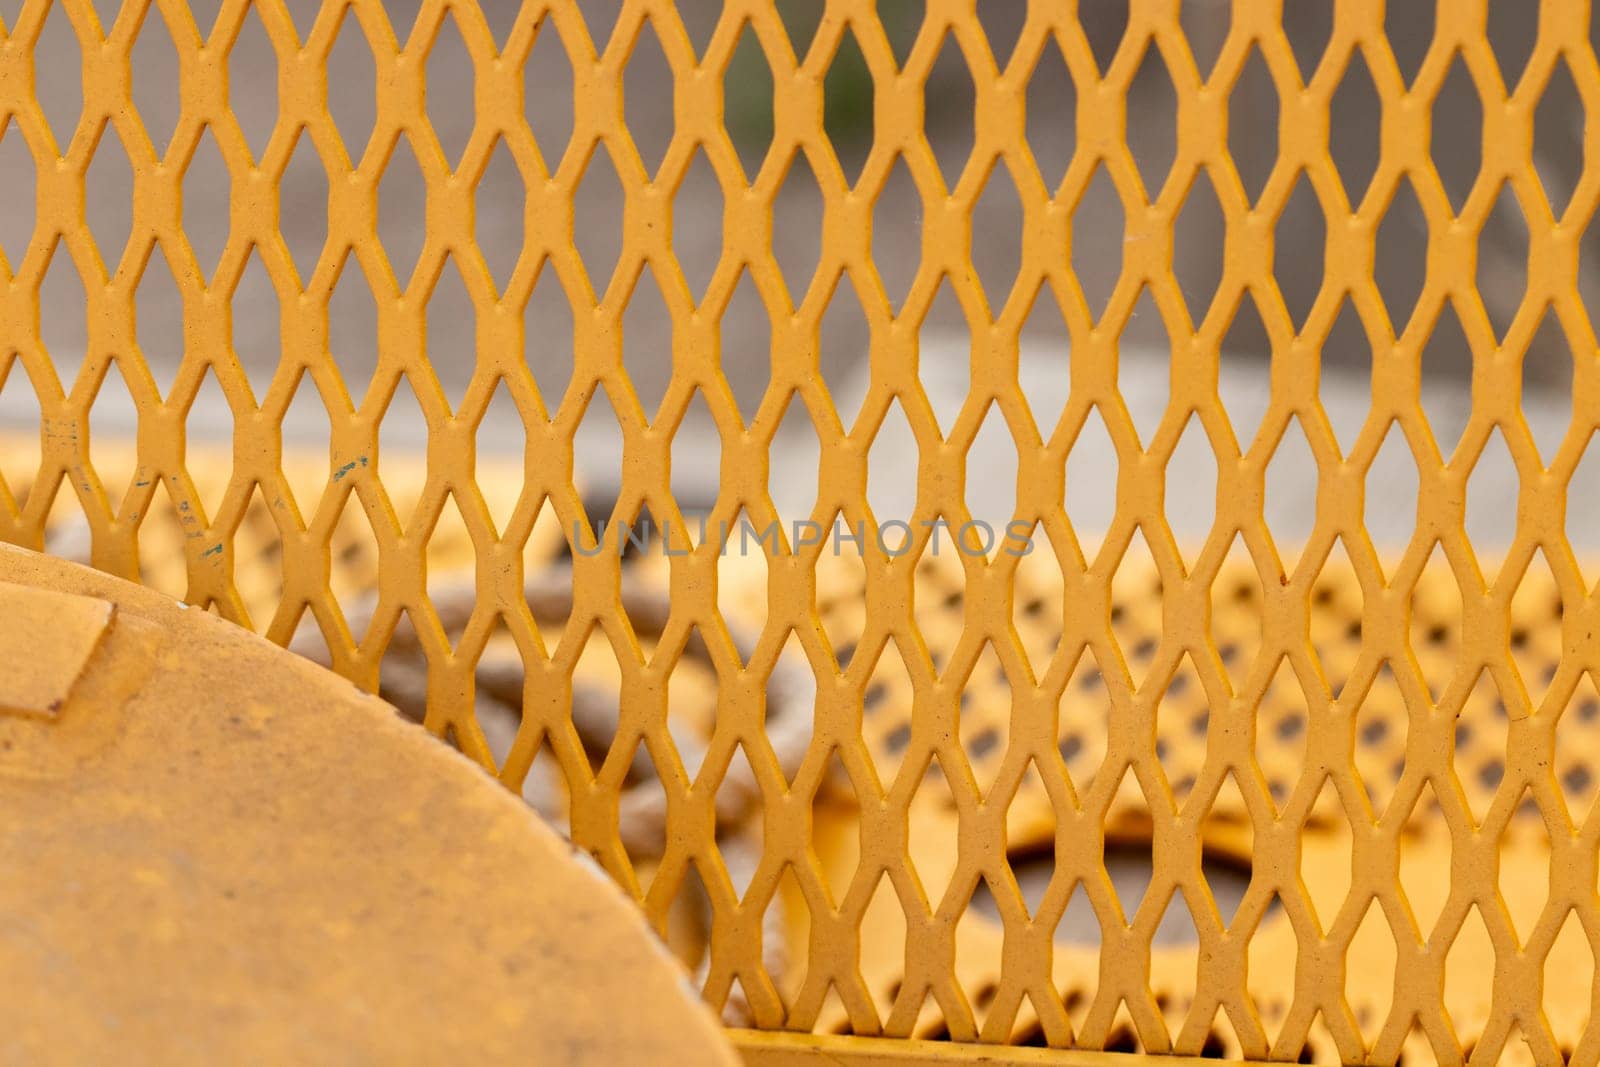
[[2, 0, 1599, 1064]]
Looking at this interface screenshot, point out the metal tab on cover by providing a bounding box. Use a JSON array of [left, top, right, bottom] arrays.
[[0, 582, 115, 721]]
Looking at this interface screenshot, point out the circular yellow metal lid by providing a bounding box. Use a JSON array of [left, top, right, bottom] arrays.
[[0, 544, 735, 1065]]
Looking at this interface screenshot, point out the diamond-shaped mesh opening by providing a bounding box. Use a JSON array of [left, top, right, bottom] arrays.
[[426, 10, 475, 169], [280, 370, 332, 521], [326, 7, 376, 160], [1011, 525, 1063, 670], [1026, 36, 1074, 192], [1228, 47, 1277, 205], [1303, 779, 1354, 929], [723, 19, 773, 180], [1365, 422, 1420, 550], [376, 373, 428, 517], [1173, 170, 1224, 325], [184, 128, 231, 281], [623, 262, 672, 420], [1064, 404, 1117, 560], [772, 392, 821, 527], [1216, 294, 1270, 449], [670, 389, 720, 529], [330, 253, 379, 404], [1522, 310, 1572, 463], [1571, 431, 1600, 567], [1545, 909, 1594, 1055], [966, 405, 1016, 559], [427, 254, 475, 412], [1420, 301, 1473, 458], [229, 3, 277, 161], [1433, 55, 1483, 215], [87, 357, 138, 512], [911, 536, 961, 672], [919, 278, 967, 436], [773, 148, 823, 304], [1017, 286, 1069, 439], [379, 136, 428, 286], [1311, 536, 1363, 696], [325, 494, 381, 634], [1256, 660, 1308, 813], [1112, 528, 1161, 690], [280, 132, 329, 284], [474, 379, 527, 535], [1535, 59, 1583, 220], [1276, 174, 1325, 331], [1126, 43, 1177, 200], [1071, 163, 1123, 322], [135, 481, 193, 603], [1557, 672, 1600, 821], [873, 154, 920, 310], [1375, 177, 1429, 336], [0, 359, 42, 502], [1079, 3, 1126, 78], [36, 241, 86, 386], [1465, 427, 1518, 567], [525, 15, 575, 170], [1345, 901, 1399, 1047], [1120, 287, 1169, 446], [1264, 415, 1317, 567], [1320, 297, 1372, 454], [525, 262, 575, 414], [623, 15, 673, 179], [1165, 414, 1217, 561], [1509, 548, 1561, 707], [0, 119, 34, 266], [476, 138, 524, 293], [926, 30, 974, 190], [1179, 0, 1228, 81], [1411, 543, 1463, 703], [1456, 669, 1510, 826], [36, 0, 81, 149], [823, 25, 873, 188], [1385, 0, 1433, 89], [423, 490, 475, 610], [673, 148, 723, 304], [573, 143, 624, 290], [972, 161, 1022, 308], [723, 269, 771, 426], [233, 250, 278, 400], [1284, 1, 1333, 83], [136, 242, 185, 399], [1330, 51, 1381, 207], [1478, 182, 1530, 343], [1488, 0, 1536, 91], [84, 125, 134, 276]]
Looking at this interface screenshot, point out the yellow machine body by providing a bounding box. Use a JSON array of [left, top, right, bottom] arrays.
[[0, 1, 1596, 1064]]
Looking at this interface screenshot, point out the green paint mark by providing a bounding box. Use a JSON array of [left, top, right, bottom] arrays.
[[333, 455, 369, 481]]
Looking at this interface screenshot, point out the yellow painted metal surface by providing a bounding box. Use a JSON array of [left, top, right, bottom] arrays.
[[0, 580, 112, 717], [731, 1028, 1278, 1066], [0, 1, 1596, 1064], [0, 543, 737, 1064]]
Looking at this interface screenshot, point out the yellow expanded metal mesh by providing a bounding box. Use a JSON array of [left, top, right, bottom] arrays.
[[3, 0, 1600, 1063]]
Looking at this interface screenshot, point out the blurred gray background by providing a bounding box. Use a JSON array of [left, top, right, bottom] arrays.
[[0, 0, 1593, 551]]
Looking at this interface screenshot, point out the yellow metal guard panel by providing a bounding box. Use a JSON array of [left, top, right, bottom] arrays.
[[0, 1, 1596, 1064]]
